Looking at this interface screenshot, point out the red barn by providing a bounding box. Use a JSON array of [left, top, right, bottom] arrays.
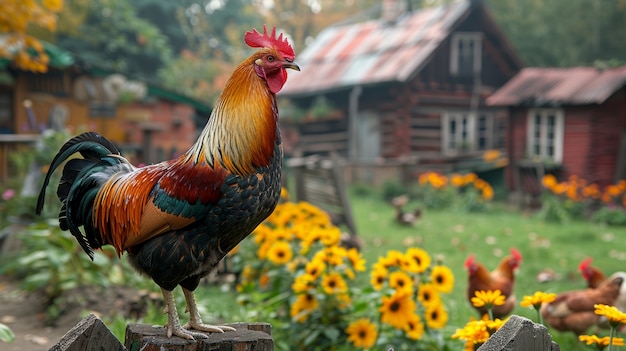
[[487, 66, 626, 198]]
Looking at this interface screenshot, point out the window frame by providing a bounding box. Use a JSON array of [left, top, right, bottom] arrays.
[[449, 32, 483, 77], [526, 108, 564, 163], [442, 111, 500, 155]]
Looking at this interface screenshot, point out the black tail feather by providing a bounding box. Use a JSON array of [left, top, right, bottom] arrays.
[[36, 132, 119, 215]]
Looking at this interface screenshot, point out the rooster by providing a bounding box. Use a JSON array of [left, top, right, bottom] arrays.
[[35, 25, 299, 340], [464, 248, 523, 319], [541, 272, 626, 335], [578, 257, 606, 289]]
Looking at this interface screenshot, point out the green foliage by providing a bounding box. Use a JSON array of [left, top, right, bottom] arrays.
[[0, 323, 14, 344], [381, 179, 408, 202], [591, 206, 626, 226], [535, 193, 572, 224], [56, 0, 173, 80]]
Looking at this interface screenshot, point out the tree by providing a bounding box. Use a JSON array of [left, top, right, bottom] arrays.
[[0, 0, 64, 72], [55, 0, 172, 81]]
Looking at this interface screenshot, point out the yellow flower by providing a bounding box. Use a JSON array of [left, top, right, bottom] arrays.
[[346, 248, 366, 272], [290, 293, 318, 319], [425, 303, 448, 329], [417, 283, 441, 307], [431, 265, 454, 293], [471, 290, 506, 308], [266, 240, 293, 265], [594, 304, 626, 326], [346, 318, 378, 349], [404, 247, 431, 273], [370, 266, 387, 291], [580, 334, 625, 347], [380, 291, 417, 330], [404, 313, 425, 340], [292, 273, 315, 293], [452, 320, 490, 346], [304, 258, 326, 280], [520, 291, 556, 309], [389, 271, 414, 295], [382, 250, 406, 269], [322, 272, 348, 295]]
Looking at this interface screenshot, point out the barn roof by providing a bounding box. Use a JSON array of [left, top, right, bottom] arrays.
[[281, 1, 475, 97], [487, 66, 626, 107]]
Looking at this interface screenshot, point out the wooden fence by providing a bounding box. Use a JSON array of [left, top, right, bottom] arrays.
[[51, 314, 560, 351]]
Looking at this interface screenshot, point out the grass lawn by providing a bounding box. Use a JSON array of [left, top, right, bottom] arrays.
[[189, 188, 626, 350]]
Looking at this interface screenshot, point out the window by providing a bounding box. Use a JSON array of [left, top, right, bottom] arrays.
[[526, 109, 564, 162], [442, 112, 502, 154], [450, 33, 482, 77]]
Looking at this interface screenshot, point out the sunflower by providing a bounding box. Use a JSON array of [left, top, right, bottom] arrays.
[[404, 313, 425, 340], [382, 250, 406, 269], [430, 265, 454, 293], [403, 247, 431, 273], [322, 272, 348, 295], [594, 304, 626, 327], [452, 319, 490, 346], [346, 318, 378, 349], [389, 270, 414, 295], [425, 303, 448, 329], [370, 266, 387, 291], [520, 291, 556, 309], [320, 226, 341, 246], [579, 335, 625, 348], [304, 258, 326, 280], [417, 283, 441, 307], [471, 290, 506, 308], [292, 273, 315, 293], [347, 248, 366, 272], [380, 291, 417, 330], [267, 240, 293, 265]]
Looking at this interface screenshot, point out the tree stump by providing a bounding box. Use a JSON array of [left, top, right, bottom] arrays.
[[124, 322, 273, 351], [478, 315, 560, 351], [49, 313, 125, 351]]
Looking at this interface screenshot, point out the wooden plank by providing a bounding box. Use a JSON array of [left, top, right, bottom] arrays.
[[49, 314, 125, 351], [124, 322, 273, 351], [477, 315, 559, 351]]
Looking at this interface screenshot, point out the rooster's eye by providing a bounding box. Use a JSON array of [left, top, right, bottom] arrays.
[[267, 55, 275, 62]]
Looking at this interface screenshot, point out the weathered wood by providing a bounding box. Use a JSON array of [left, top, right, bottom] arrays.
[[124, 322, 273, 351], [49, 313, 125, 351], [477, 315, 559, 351], [288, 155, 358, 237]]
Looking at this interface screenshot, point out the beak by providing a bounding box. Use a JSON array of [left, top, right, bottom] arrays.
[[283, 61, 300, 71]]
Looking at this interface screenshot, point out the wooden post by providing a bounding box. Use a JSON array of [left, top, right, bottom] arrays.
[[124, 322, 273, 351], [49, 314, 125, 351], [477, 315, 560, 351]]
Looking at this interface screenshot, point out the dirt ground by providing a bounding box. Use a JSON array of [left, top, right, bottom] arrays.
[[0, 275, 146, 350]]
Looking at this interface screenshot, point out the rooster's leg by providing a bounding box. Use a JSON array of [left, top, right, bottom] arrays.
[[182, 287, 236, 333], [161, 288, 209, 340]]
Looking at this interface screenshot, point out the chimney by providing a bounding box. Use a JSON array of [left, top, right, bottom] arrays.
[[381, 0, 408, 24]]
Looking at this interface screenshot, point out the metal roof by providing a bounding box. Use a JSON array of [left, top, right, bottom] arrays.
[[486, 66, 626, 106], [281, 1, 472, 97]]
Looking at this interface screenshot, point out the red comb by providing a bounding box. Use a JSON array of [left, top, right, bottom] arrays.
[[510, 248, 522, 261], [579, 257, 593, 271], [244, 25, 295, 59], [464, 255, 475, 269]]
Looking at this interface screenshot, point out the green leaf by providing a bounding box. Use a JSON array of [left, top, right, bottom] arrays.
[[0, 323, 15, 343]]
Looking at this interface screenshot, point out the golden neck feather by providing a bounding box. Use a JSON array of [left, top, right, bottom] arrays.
[[185, 57, 278, 175]]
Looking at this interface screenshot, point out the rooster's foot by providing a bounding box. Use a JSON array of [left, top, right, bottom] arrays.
[[184, 321, 236, 333], [166, 323, 210, 340]]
